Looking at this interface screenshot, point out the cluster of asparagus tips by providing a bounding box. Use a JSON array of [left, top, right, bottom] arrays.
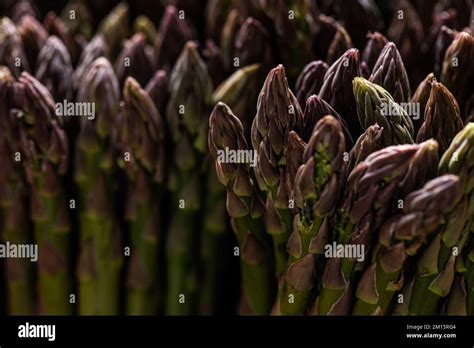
[[314, 144, 421, 315], [353, 175, 462, 315]]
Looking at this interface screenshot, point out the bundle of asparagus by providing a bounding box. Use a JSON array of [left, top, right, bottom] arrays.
[[0, 0, 472, 317]]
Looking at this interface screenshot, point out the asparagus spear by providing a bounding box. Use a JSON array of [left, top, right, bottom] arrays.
[[154, 5, 193, 72], [35, 36, 74, 102], [115, 33, 154, 88], [97, 2, 129, 58], [75, 57, 123, 315], [119, 77, 166, 315], [17, 15, 48, 71], [441, 32, 474, 111], [15, 72, 72, 315], [133, 15, 157, 45], [212, 64, 262, 138], [362, 32, 388, 72], [347, 124, 384, 173], [319, 48, 362, 137], [445, 239, 474, 315], [280, 116, 346, 315], [295, 60, 328, 110], [369, 42, 411, 103], [0, 17, 30, 77], [0, 67, 35, 315], [145, 69, 169, 117], [410, 73, 436, 132], [165, 41, 213, 315], [234, 17, 273, 68], [251, 64, 303, 277], [314, 144, 421, 315], [353, 77, 414, 146], [353, 175, 462, 315], [416, 79, 464, 153], [302, 94, 353, 145], [404, 123, 474, 315], [73, 34, 109, 90], [209, 102, 275, 315], [199, 156, 229, 314]]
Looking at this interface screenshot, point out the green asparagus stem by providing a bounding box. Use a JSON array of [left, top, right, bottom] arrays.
[[369, 42, 411, 103], [404, 123, 474, 315], [16, 72, 72, 315], [165, 41, 213, 315], [0, 67, 35, 314], [353, 175, 462, 315], [314, 144, 421, 314], [251, 64, 303, 277], [75, 58, 123, 315], [199, 157, 229, 314], [416, 79, 464, 153], [119, 77, 166, 315], [209, 102, 275, 314], [280, 116, 346, 315]]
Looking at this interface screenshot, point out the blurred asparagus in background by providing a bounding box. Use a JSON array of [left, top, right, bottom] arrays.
[[165, 41, 213, 315], [75, 58, 123, 315], [0, 67, 35, 315], [119, 77, 166, 315], [15, 72, 72, 315]]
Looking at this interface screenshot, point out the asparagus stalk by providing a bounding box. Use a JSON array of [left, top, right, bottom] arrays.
[[410, 73, 436, 132], [302, 94, 353, 145], [280, 116, 346, 315], [234, 17, 273, 68], [369, 42, 411, 103], [119, 77, 166, 315], [0, 67, 35, 314], [115, 33, 154, 88], [404, 123, 474, 315], [353, 175, 462, 315], [199, 157, 229, 314], [165, 41, 213, 315], [319, 48, 362, 137], [295, 60, 328, 110], [17, 15, 48, 71], [251, 64, 303, 277], [209, 102, 275, 315], [416, 79, 464, 152], [212, 64, 262, 138], [445, 239, 474, 315], [353, 77, 415, 146], [347, 124, 384, 173], [15, 72, 73, 315], [314, 144, 421, 315], [362, 32, 388, 72], [35, 36, 74, 102], [73, 34, 109, 90], [154, 5, 193, 72], [75, 57, 123, 315], [441, 32, 474, 111], [0, 17, 30, 77], [97, 2, 129, 58]]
